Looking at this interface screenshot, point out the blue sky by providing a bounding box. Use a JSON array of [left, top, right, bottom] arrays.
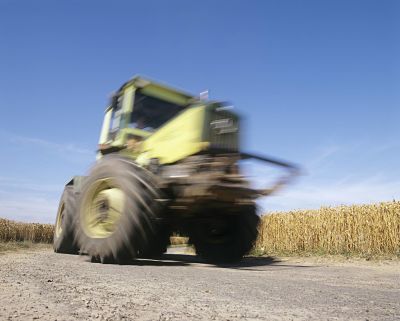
[[0, 0, 399, 222]]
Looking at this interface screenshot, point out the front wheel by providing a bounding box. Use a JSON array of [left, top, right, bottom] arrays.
[[190, 205, 260, 263], [75, 155, 165, 264]]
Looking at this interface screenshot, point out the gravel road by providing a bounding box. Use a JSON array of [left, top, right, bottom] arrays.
[[0, 248, 399, 321]]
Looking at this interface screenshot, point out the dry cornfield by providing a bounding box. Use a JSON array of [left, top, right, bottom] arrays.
[[0, 218, 54, 243], [1, 201, 399, 257], [255, 201, 400, 257]]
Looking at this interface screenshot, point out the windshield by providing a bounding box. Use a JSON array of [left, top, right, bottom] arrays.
[[130, 91, 185, 132]]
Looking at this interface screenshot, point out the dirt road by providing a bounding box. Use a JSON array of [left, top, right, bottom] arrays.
[[0, 248, 399, 321]]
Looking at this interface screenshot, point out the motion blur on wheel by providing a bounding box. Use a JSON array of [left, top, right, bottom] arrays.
[[53, 76, 299, 264]]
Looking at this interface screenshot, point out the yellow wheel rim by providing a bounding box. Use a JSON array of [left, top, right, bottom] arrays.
[[81, 178, 125, 238], [55, 203, 65, 238]]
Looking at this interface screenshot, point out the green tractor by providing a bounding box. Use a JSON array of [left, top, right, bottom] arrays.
[[53, 76, 298, 264]]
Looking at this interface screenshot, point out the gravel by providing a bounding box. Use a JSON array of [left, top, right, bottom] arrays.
[[0, 248, 399, 320]]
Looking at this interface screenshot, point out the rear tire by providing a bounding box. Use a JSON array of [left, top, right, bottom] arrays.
[[53, 186, 79, 254], [190, 205, 259, 263], [75, 155, 165, 263]]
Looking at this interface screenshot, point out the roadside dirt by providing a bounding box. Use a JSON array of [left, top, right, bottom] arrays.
[[0, 247, 399, 321]]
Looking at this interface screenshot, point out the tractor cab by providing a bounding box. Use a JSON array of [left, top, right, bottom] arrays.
[[98, 76, 196, 158], [98, 76, 241, 165]]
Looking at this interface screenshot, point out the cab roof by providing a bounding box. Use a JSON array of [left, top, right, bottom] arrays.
[[119, 75, 197, 106]]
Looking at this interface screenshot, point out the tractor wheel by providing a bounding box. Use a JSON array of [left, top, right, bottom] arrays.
[[190, 205, 260, 264], [53, 186, 79, 254], [75, 155, 164, 264]]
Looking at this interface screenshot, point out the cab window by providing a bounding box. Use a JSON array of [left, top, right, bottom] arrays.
[[109, 95, 124, 139], [129, 91, 184, 132]]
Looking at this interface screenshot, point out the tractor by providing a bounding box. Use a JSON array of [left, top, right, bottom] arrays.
[[53, 76, 298, 264]]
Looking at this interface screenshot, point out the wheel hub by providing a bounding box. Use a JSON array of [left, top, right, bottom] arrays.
[[81, 179, 125, 238]]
